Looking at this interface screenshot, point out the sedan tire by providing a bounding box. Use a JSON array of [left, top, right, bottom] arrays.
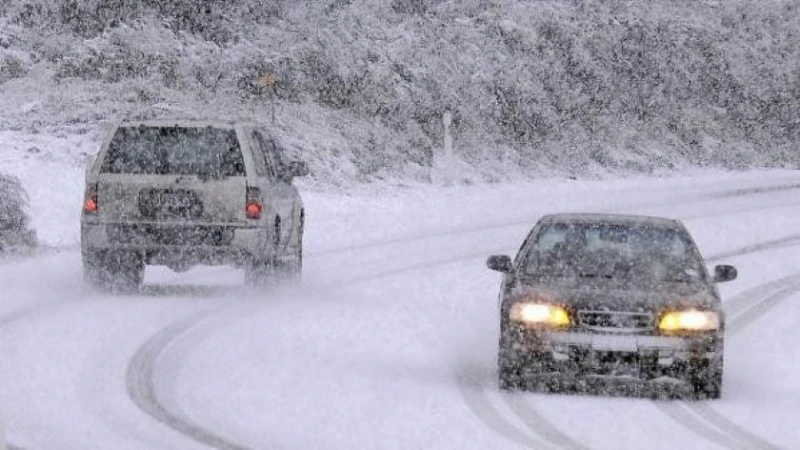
[[689, 360, 723, 399]]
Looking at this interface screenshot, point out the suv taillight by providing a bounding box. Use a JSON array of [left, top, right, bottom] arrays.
[[246, 186, 263, 220], [83, 183, 98, 213]]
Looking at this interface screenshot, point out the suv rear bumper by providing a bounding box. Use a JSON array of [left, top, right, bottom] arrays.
[[81, 222, 270, 266]]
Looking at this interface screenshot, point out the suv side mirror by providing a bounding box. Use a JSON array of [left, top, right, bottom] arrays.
[[713, 264, 737, 283], [279, 161, 309, 181], [487, 255, 514, 273]]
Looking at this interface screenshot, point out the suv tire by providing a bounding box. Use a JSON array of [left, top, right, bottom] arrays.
[[276, 221, 303, 283], [244, 257, 273, 288], [84, 250, 144, 293]]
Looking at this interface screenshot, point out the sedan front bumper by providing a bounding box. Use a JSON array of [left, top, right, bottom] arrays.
[[501, 328, 722, 388]]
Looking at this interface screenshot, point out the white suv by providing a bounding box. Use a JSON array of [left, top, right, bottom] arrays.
[[81, 120, 308, 291]]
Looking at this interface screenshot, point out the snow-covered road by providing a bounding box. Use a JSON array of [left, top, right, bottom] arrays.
[[2, 170, 800, 449]]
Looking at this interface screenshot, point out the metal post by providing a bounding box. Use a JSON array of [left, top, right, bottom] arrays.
[[443, 111, 453, 161], [271, 85, 276, 124], [258, 73, 279, 125]]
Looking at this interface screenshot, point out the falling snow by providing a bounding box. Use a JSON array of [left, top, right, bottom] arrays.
[[0, 1, 799, 449]]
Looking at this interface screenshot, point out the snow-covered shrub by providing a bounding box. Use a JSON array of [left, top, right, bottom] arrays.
[[0, 53, 26, 83], [0, 173, 37, 253], [0, 0, 797, 181], [0, 21, 31, 85]]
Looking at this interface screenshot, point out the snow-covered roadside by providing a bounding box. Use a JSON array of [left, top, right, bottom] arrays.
[[0, 130, 93, 248], [2, 125, 800, 449]]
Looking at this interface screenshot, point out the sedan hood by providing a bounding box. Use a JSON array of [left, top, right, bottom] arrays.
[[511, 276, 719, 312]]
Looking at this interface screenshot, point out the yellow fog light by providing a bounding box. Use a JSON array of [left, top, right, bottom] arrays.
[[659, 310, 720, 331], [510, 303, 571, 327]]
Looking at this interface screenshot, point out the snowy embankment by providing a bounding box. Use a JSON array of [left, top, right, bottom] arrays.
[[1, 0, 798, 181], [0, 130, 88, 248], [2, 127, 800, 449]]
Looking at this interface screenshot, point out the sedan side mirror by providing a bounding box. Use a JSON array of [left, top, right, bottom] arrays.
[[279, 161, 309, 181], [487, 255, 514, 273], [713, 264, 737, 283]]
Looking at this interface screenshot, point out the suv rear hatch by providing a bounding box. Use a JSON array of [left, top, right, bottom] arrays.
[[91, 126, 251, 225]]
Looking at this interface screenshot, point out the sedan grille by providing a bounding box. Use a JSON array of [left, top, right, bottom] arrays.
[[577, 310, 653, 332]]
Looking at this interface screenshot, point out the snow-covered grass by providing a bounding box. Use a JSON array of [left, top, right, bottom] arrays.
[[0, 130, 91, 247]]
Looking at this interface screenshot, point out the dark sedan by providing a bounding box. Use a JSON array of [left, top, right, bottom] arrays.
[[487, 213, 737, 398]]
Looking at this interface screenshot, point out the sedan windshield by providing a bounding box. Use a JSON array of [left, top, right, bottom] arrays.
[[523, 222, 705, 283]]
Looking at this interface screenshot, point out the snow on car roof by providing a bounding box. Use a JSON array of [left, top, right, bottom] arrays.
[[116, 119, 260, 129], [539, 212, 683, 228]]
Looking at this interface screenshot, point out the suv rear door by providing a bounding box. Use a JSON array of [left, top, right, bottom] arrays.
[[248, 129, 300, 247], [93, 125, 254, 225]]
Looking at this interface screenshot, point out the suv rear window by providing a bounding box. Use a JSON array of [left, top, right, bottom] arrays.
[[101, 126, 246, 177]]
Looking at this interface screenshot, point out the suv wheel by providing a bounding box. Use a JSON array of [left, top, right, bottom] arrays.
[[244, 257, 274, 288], [276, 222, 303, 283], [274, 257, 300, 282], [83, 250, 144, 293]]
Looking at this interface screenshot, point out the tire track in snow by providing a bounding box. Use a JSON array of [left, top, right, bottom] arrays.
[[657, 401, 748, 450], [123, 245, 524, 450], [649, 247, 800, 450], [0, 302, 74, 450], [1, 433, 23, 450], [651, 278, 799, 450], [126, 309, 253, 450], [692, 402, 778, 450], [503, 395, 590, 450], [0, 179, 793, 448], [125, 183, 800, 450], [127, 241, 800, 450], [0, 256, 236, 449], [313, 195, 800, 450], [455, 368, 557, 450]]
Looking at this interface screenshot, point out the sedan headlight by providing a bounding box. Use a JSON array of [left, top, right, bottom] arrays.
[[510, 303, 571, 327], [658, 310, 720, 331]]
